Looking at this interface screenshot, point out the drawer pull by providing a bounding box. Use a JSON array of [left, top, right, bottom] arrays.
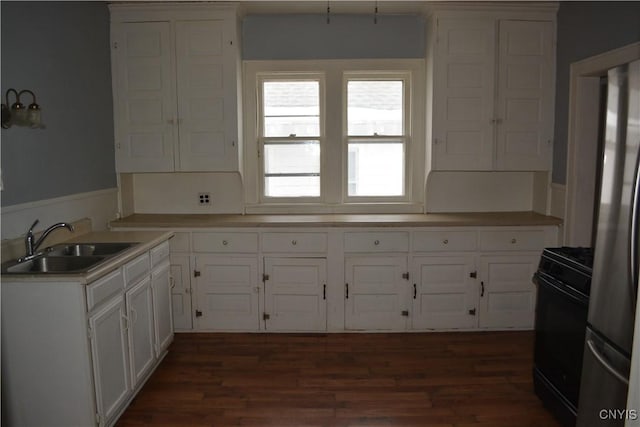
[[374, 240, 380, 246], [511, 238, 517, 244], [222, 240, 228, 246], [291, 240, 297, 246], [443, 239, 449, 244]]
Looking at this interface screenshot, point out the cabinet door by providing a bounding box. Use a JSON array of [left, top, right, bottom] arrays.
[[432, 17, 496, 170], [112, 21, 176, 172], [175, 20, 238, 171], [152, 261, 174, 356], [170, 254, 193, 330], [194, 255, 259, 331], [263, 257, 327, 331], [126, 276, 156, 387], [344, 256, 409, 331], [412, 256, 478, 329], [495, 20, 554, 171], [478, 254, 539, 329], [89, 295, 131, 423]]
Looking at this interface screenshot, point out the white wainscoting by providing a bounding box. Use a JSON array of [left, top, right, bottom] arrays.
[[1, 188, 118, 240]]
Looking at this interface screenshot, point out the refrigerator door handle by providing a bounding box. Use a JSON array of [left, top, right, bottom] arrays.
[[586, 339, 630, 385], [631, 151, 640, 303]]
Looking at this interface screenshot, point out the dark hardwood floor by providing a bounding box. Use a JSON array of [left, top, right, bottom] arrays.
[[116, 331, 561, 427]]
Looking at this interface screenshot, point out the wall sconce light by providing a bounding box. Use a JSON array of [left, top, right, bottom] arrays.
[[1, 88, 44, 129]]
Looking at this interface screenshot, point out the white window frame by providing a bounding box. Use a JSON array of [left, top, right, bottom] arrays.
[[243, 59, 425, 214], [257, 72, 325, 203], [343, 71, 412, 202]]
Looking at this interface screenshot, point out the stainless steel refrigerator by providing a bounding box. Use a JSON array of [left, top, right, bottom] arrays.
[[577, 59, 640, 426]]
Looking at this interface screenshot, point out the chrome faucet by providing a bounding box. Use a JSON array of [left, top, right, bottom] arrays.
[[22, 219, 74, 261]]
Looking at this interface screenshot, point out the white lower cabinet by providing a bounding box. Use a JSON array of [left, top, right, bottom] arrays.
[[151, 260, 174, 356], [193, 255, 260, 331], [1, 238, 173, 427], [127, 225, 555, 333], [125, 276, 156, 387], [263, 257, 327, 331], [89, 295, 131, 425], [411, 255, 478, 329], [344, 256, 410, 331], [478, 254, 540, 329], [169, 254, 193, 330]]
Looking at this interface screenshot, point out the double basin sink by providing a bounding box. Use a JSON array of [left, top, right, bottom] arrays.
[[2, 242, 136, 274]]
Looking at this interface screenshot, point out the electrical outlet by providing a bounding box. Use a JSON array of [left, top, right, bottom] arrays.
[[198, 192, 211, 205]]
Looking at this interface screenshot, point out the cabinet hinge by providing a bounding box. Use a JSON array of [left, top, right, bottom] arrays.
[[263, 312, 270, 320], [87, 326, 93, 340], [113, 41, 118, 49], [468, 308, 477, 316], [263, 274, 269, 282], [195, 309, 203, 318], [470, 271, 477, 279], [402, 272, 409, 280], [401, 310, 409, 317], [194, 270, 201, 278]]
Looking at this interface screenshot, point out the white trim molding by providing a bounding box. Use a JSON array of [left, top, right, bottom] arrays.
[[1, 188, 118, 240], [564, 42, 640, 246]]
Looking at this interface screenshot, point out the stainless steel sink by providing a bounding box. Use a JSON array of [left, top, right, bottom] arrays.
[[4, 256, 106, 274], [2, 242, 138, 275], [45, 242, 135, 257]]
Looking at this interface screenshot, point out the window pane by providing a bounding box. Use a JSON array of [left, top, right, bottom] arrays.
[[265, 176, 320, 198], [348, 142, 404, 197], [263, 81, 320, 137], [264, 141, 320, 174], [264, 141, 320, 198], [348, 80, 403, 136]]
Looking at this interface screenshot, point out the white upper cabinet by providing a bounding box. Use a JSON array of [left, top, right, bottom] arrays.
[[110, 4, 240, 173], [428, 6, 556, 171]]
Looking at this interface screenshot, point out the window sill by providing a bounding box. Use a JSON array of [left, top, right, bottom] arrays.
[[244, 202, 425, 215]]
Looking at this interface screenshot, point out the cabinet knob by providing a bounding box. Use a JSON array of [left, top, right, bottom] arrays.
[[291, 240, 297, 245], [374, 240, 380, 246], [222, 240, 228, 246], [511, 238, 517, 244], [443, 239, 449, 244]]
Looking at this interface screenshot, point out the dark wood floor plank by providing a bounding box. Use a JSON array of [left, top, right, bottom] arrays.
[[116, 331, 561, 427]]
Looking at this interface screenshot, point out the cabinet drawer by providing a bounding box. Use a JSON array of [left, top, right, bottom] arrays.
[[169, 232, 190, 252], [262, 232, 327, 253], [192, 232, 258, 253], [344, 232, 409, 252], [479, 230, 546, 251], [412, 230, 477, 252], [87, 268, 125, 311], [124, 252, 150, 287], [150, 241, 170, 268]]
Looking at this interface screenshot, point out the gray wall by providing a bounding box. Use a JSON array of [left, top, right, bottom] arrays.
[[1, 1, 116, 207], [242, 14, 425, 60], [553, 1, 640, 184]]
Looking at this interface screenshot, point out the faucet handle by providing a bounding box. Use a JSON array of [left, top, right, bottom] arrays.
[[27, 219, 39, 234]]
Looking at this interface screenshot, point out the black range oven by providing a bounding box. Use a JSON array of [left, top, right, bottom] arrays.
[[533, 247, 593, 427]]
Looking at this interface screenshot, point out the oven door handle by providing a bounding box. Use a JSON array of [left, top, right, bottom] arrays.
[[586, 339, 629, 385], [533, 272, 588, 305]]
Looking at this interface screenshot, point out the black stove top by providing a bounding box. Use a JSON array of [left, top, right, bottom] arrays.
[[537, 247, 593, 296]]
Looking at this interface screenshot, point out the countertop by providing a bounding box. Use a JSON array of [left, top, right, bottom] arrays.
[[1, 230, 174, 284], [110, 211, 562, 229]]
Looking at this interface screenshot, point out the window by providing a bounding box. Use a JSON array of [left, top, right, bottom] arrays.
[[259, 76, 323, 199], [345, 75, 408, 198], [244, 60, 424, 213]]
